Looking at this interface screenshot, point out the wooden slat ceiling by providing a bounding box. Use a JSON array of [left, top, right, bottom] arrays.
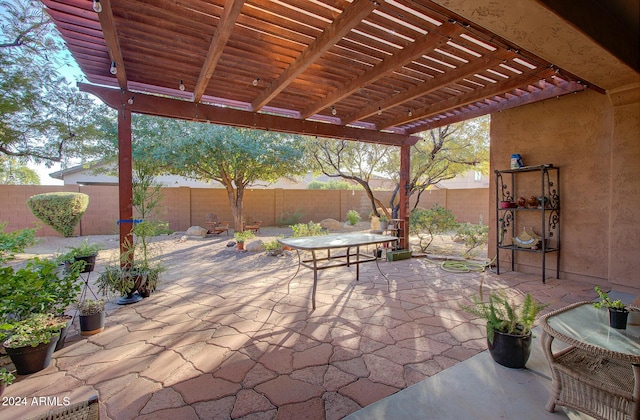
[[41, 0, 593, 142]]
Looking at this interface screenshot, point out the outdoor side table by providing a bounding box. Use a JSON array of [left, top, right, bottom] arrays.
[[540, 302, 640, 420]]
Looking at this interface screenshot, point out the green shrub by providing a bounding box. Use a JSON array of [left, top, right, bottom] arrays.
[[27, 192, 89, 237], [277, 209, 304, 226], [0, 223, 37, 261], [0, 258, 82, 322], [409, 204, 458, 252], [346, 209, 361, 225], [308, 180, 354, 190], [455, 222, 489, 258], [291, 221, 326, 237]]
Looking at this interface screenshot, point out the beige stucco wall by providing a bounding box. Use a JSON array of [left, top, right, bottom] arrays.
[[490, 88, 640, 291], [433, 0, 640, 292]]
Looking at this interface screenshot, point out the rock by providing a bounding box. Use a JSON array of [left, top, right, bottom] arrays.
[[227, 241, 236, 247], [185, 226, 208, 238], [179, 235, 188, 243], [320, 218, 342, 230], [245, 240, 265, 252]]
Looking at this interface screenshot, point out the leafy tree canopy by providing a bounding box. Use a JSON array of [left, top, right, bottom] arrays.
[[127, 115, 308, 230], [0, 0, 108, 166], [0, 156, 39, 184]]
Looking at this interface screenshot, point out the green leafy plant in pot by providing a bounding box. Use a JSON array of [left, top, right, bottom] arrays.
[[0, 257, 82, 352], [461, 287, 547, 368], [234, 230, 255, 250], [593, 285, 629, 329], [2, 313, 67, 375], [76, 299, 105, 336], [59, 239, 101, 273]]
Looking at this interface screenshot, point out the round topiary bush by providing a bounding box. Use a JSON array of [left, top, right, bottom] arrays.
[[27, 192, 89, 237]]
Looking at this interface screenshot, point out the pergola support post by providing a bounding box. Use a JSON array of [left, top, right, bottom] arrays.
[[399, 144, 410, 249], [118, 106, 134, 266]]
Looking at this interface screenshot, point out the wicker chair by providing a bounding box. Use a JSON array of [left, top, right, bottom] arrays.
[[29, 395, 99, 420]]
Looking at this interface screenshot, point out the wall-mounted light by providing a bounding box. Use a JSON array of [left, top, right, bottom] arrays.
[[109, 61, 117, 75], [377, 106, 382, 116], [179, 80, 185, 91], [331, 106, 337, 116], [252, 77, 260, 87], [93, 0, 102, 13], [127, 96, 134, 105]]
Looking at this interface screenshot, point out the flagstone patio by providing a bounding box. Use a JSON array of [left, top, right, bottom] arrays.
[[0, 233, 598, 419]]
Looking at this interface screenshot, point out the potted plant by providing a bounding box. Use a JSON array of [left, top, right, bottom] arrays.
[[59, 239, 101, 273], [0, 257, 82, 352], [593, 285, 629, 329], [379, 214, 389, 230], [95, 264, 143, 305], [461, 289, 547, 368], [0, 368, 15, 396], [2, 313, 67, 375], [234, 230, 255, 250], [76, 299, 105, 336]]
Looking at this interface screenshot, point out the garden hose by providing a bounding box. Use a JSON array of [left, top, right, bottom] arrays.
[[425, 256, 496, 273]]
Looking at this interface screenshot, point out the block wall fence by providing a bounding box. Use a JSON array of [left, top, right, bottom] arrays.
[[0, 185, 488, 237]]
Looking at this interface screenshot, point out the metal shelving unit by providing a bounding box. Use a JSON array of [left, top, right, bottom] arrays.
[[495, 164, 560, 283]]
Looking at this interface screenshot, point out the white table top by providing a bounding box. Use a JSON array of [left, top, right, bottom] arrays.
[[279, 233, 398, 250]]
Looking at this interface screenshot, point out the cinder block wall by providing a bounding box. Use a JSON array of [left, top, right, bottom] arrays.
[[0, 186, 488, 236]]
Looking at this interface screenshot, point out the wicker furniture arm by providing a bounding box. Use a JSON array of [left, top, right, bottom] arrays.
[[540, 302, 640, 420]]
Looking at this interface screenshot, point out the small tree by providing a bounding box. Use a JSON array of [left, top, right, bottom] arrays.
[[0, 223, 37, 262], [455, 222, 489, 258], [409, 204, 458, 252], [27, 192, 89, 237]]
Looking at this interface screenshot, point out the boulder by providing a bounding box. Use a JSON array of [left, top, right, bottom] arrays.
[[320, 218, 342, 230], [185, 226, 208, 238], [245, 240, 265, 252]]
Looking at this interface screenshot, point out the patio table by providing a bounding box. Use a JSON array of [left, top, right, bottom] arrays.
[[279, 233, 398, 309], [540, 301, 640, 419]]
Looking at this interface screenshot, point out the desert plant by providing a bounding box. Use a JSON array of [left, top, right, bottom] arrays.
[[346, 209, 361, 225], [234, 230, 255, 243], [76, 299, 105, 316], [95, 265, 135, 298], [276, 209, 304, 226], [0, 257, 82, 322], [409, 204, 458, 251], [290, 221, 325, 237], [593, 286, 626, 310], [460, 290, 547, 343], [454, 222, 489, 258], [27, 192, 89, 237]]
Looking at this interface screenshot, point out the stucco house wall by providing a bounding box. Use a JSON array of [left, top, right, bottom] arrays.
[[446, 0, 640, 292]]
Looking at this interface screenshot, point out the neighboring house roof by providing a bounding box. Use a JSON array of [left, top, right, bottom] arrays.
[[51, 163, 486, 190]]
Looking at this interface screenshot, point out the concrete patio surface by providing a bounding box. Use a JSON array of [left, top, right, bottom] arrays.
[[0, 233, 601, 419]]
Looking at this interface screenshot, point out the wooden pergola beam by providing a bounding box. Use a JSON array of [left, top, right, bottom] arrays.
[[79, 83, 419, 147], [95, 0, 127, 89], [192, 0, 246, 102], [250, 0, 379, 112]]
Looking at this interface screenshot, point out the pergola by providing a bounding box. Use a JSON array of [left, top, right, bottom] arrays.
[[41, 0, 593, 252]]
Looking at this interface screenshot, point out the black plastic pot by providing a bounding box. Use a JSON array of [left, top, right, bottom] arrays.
[[487, 328, 532, 369], [64, 254, 97, 274], [54, 316, 73, 352], [79, 311, 105, 336], [4, 334, 60, 375], [609, 308, 629, 329]]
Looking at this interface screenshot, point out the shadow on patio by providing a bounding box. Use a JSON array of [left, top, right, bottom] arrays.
[[2, 236, 598, 419]]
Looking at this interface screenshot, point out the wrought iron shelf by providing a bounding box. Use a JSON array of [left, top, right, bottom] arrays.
[[495, 164, 560, 283]]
